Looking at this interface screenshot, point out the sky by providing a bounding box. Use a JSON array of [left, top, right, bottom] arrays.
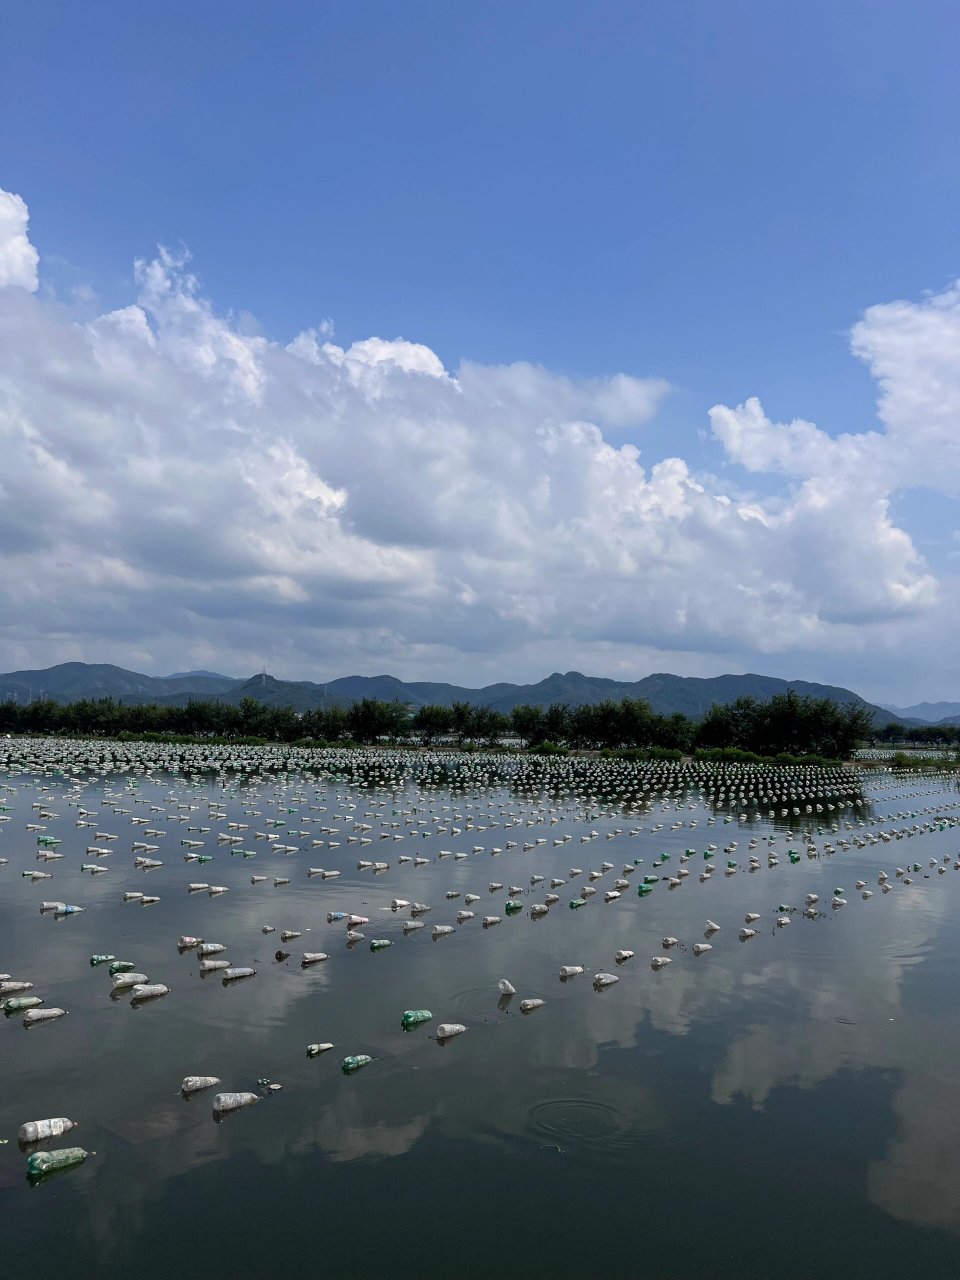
[[0, 0, 958, 704]]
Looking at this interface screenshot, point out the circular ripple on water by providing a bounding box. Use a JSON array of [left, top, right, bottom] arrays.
[[528, 1098, 627, 1150], [449, 981, 511, 1021], [526, 1095, 691, 1157]]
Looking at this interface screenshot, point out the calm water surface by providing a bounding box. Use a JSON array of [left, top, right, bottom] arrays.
[[3, 744, 960, 1279]]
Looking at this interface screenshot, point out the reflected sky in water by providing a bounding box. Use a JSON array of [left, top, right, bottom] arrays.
[[3, 747, 960, 1279]]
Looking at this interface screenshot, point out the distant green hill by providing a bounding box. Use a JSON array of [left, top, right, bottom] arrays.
[[0, 661, 913, 726], [0, 662, 239, 704]]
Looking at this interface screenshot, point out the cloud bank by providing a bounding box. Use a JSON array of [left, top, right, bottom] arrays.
[[0, 184, 956, 697]]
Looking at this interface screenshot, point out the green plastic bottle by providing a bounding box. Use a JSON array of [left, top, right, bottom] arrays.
[[108, 960, 135, 976], [637, 884, 652, 897], [369, 939, 392, 951], [4, 995, 43, 1014], [568, 898, 586, 909], [342, 1054, 372, 1074], [26, 1147, 89, 1179], [401, 1009, 432, 1028], [504, 900, 523, 914], [89, 955, 116, 968]]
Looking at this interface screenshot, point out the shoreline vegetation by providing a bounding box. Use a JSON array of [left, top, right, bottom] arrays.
[[3, 689, 947, 768]]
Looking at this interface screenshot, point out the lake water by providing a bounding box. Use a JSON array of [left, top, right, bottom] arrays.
[[3, 742, 960, 1279]]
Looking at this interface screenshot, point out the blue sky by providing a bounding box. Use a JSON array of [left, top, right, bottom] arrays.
[[0, 1, 958, 700]]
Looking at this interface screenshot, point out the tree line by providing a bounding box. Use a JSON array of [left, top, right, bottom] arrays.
[[872, 721, 960, 748], [0, 689, 876, 757]]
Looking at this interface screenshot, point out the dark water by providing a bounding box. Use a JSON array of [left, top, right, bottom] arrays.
[[3, 746, 960, 1279]]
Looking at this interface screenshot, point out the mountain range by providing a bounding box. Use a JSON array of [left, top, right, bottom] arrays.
[[880, 700, 960, 725], [0, 661, 947, 726]]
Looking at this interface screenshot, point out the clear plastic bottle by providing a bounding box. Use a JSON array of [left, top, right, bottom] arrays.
[[23, 1007, 66, 1025], [19, 1117, 77, 1145], [181, 1076, 220, 1095], [212, 1092, 258, 1116]]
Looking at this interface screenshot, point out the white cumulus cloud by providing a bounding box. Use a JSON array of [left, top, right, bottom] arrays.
[[0, 183, 956, 697], [0, 186, 39, 291]]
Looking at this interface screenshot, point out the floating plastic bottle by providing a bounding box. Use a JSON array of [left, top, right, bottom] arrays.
[[342, 1054, 373, 1073], [26, 1147, 89, 1178], [569, 898, 587, 909], [327, 911, 347, 923], [739, 928, 757, 941], [504, 900, 523, 914], [24, 1007, 66, 1025], [301, 952, 328, 966], [213, 1092, 258, 1116], [89, 955, 116, 968], [519, 999, 544, 1013], [130, 983, 168, 1001], [112, 972, 148, 989], [614, 950, 634, 962], [692, 943, 712, 956], [307, 1042, 334, 1057], [402, 920, 424, 933], [197, 943, 225, 957], [593, 973, 619, 988], [19, 1117, 77, 1145], [498, 979, 516, 995], [401, 1009, 432, 1028], [436, 1023, 468, 1038], [433, 925, 455, 939], [222, 967, 256, 981], [178, 936, 202, 949], [199, 959, 230, 972], [4, 995, 43, 1014], [1, 980, 33, 995], [370, 939, 392, 951], [181, 1076, 220, 1095], [651, 957, 671, 970]]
